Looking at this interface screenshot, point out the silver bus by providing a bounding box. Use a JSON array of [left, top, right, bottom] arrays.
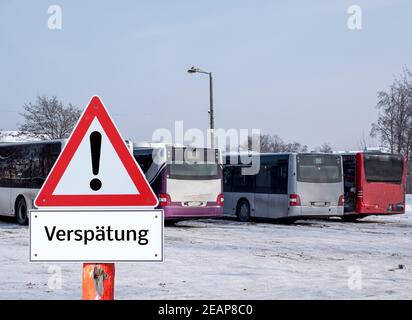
[[0, 140, 64, 224], [223, 152, 344, 222]]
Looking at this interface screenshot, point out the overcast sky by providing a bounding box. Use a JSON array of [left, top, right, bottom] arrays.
[[0, 0, 411, 150]]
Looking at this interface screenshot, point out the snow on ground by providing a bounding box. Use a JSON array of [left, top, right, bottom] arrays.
[[0, 198, 411, 299]]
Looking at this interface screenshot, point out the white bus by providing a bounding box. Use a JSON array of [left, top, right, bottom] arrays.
[[223, 152, 344, 222], [0, 140, 64, 224], [133, 143, 224, 220]]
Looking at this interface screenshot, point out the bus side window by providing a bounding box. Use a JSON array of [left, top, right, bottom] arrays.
[[223, 166, 233, 192], [271, 163, 288, 194], [9, 145, 26, 188], [35, 142, 60, 189], [232, 166, 254, 193], [19, 144, 37, 189], [255, 165, 271, 193], [0, 147, 12, 188]]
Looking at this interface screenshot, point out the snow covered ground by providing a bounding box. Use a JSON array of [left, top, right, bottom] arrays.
[[0, 198, 411, 299]]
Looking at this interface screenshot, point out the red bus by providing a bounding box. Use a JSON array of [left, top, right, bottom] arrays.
[[342, 152, 406, 221]]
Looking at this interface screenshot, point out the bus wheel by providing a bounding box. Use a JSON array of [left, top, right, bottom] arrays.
[[237, 200, 250, 222], [16, 197, 29, 226]]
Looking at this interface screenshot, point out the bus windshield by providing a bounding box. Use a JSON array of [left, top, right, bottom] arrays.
[[297, 154, 341, 183], [168, 162, 219, 179], [364, 154, 403, 183], [168, 147, 220, 180]]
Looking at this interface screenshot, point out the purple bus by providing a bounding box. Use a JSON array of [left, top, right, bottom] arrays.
[[133, 143, 224, 220]]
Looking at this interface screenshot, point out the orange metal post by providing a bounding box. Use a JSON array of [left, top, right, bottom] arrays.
[[82, 263, 115, 300]]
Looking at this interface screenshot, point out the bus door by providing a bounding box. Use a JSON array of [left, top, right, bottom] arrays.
[[267, 160, 289, 218], [254, 164, 270, 218], [222, 166, 234, 215], [231, 166, 255, 216]]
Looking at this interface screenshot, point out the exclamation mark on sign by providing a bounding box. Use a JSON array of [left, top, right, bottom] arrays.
[[90, 131, 102, 191]]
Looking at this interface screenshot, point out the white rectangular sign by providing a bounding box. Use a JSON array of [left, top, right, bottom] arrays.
[[30, 210, 163, 262]]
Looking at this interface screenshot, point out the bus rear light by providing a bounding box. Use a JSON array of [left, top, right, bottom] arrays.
[[289, 194, 301, 207], [158, 193, 171, 207], [338, 195, 345, 206], [356, 189, 363, 199], [217, 193, 224, 207]]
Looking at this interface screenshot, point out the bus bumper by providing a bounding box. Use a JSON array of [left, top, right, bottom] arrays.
[[162, 206, 224, 219], [352, 202, 405, 215], [288, 205, 344, 217]]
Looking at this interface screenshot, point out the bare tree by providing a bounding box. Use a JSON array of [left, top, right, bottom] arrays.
[[318, 143, 333, 153], [19, 96, 81, 140], [370, 68, 412, 158], [245, 134, 308, 153], [283, 141, 308, 153]]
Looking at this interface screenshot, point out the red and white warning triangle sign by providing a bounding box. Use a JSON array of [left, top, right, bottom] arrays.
[[35, 96, 158, 208]]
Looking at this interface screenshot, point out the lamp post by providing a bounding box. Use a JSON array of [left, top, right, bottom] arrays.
[[187, 66, 215, 148]]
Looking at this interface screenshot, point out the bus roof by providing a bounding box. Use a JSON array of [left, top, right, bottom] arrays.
[[334, 147, 391, 155], [224, 151, 339, 157], [336, 150, 403, 157], [0, 139, 66, 147], [134, 142, 185, 148], [223, 152, 340, 166], [133, 142, 220, 152]]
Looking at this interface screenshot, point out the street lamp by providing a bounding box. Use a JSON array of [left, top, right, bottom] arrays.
[[187, 66, 215, 148]]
